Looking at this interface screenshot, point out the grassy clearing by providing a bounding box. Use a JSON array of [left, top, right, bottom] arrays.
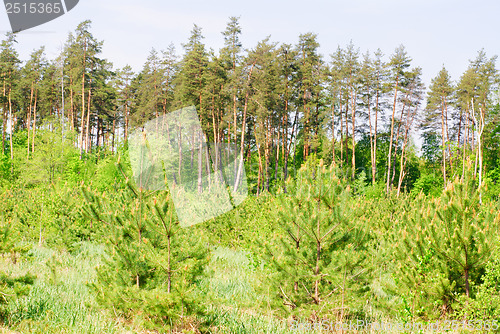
[[0, 242, 134, 334], [1, 243, 296, 333], [3, 243, 488, 333]]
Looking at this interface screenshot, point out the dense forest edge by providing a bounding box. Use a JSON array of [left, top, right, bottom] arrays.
[[0, 17, 500, 333]]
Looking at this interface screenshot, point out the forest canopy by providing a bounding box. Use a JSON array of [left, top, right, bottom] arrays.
[[0, 17, 500, 333]]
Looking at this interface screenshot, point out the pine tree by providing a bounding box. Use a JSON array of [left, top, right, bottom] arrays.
[[400, 166, 499, 312], [277, 43, 299, 186], [424, 67, 454, 186], [265, 158, 365, 318], [0, 33, 20, 160], [174, 25, 209, 113], [20, 47, 47, 158], [385, 45, 412, 193], [63, 20, 104, 156], [343, 42, 360, 179], [115, 65, 135, 142], [133, 49, 164, 129], [220, 16, 243, 147], [295, 33, 323, 160], [82, 170, 208, 328], [160, 44, 177, 117]]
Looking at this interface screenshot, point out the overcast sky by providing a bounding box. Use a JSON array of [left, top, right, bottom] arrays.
[[1, 0, 500, 88]]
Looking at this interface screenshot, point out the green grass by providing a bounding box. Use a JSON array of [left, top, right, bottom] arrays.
[[4, 242, 482, 333], [1, 242, 132, 334], [196, 246, 293, 333]]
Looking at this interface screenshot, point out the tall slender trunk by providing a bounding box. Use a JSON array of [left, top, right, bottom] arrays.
[[339, 99, 344, 168], [70, 80, 74, 132], [32, 93, 38, 153], [2, 81, 5, 155], [368, 93, 375, 184], [96, 117, 101, 148], [85, 88, 91, 153], [285, 108, 298, 190], [391, 90, 410, 186], [112, 118, 116, 151], [351, 89, 356, 179], [457, 108, 463, 158], [257, 139, 263, 196], [397, 106, 417, 196], [79, 40, 87, 158], [462, 103, 470, 180], [234, 62, 255, 191], [386, 77, 399, 194], [344, 101, 349, 168], [331, 92, 336, 168], [274, 119, 281, 182], [373, 77, 380, 185], [198, 131, 203, 194], [283, 102, 290, 188], [27, 82, 34, 159], [441, 97, 447, 186], [265, 119, 271, 192], [444, 98, 452, 170], [8, 90, 13, 160]]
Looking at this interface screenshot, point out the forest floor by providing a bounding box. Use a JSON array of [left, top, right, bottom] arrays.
[[1, 243, 481, 333], [0, 243, 296, 334]]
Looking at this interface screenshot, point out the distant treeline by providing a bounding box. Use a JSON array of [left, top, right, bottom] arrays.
[[1, 18, 499, 194]]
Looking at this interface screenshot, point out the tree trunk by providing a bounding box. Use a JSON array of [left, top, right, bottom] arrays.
[[339, 100, 344, 168], [79, 40, 87, 158], [386, 77, 399, 194], [331, 94, 336, 168], [351, 90, 356, 179], [8, 90, 13, 160], [27, 81, 34, 159], [265, 119, 271, 192], [373, 75, 380, 185], [464, 267, 470, 298], [441, 97, 447, 186], [397, 106, 417, 196], [32, 94, 38, 153], [234, 62, 255, 191], [85, 88, 92, 153], [70, 80, 74, 132], [2, 81, 5, 155], [444, 98, 453, 170]]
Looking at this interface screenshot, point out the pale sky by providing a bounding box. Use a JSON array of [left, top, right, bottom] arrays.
[[1, 0, 500, 87]]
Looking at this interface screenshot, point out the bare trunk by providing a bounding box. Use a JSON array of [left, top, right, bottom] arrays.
[[265, 119, 270, 192], [32, 94, 38, 153], [339, 101, 344, 168], [397, 106, 417, 196], [386, 78, 399, 194], [70, 81, 74, 132], [234, 62, 255, 191], [79, 41, 87, 158], [27, 82, 34, 159], [8, 90, 13, 160], [351, 90, 356, 179], [2, 81, 5, 155], [85, 88, 91, 153], [441, 97, 447, 186], [373, 76, 380, 185], [198, 131, 203, 194], [331, 95, 336, 168]]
